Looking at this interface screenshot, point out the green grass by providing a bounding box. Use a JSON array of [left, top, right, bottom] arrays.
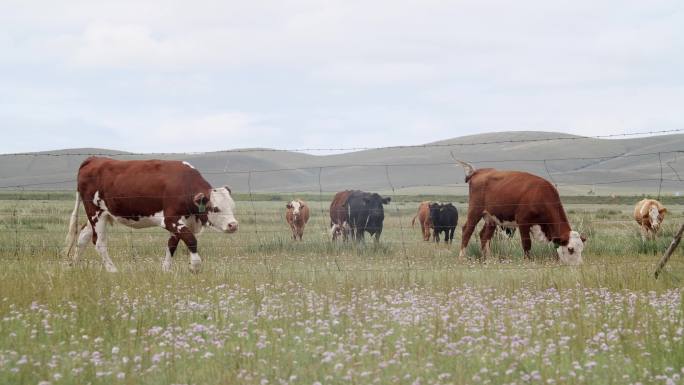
[[0, 197, 683, 384]]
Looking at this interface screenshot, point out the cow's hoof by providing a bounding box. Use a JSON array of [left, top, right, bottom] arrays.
[[161, 261, 172, 272], [105, 264, 119, 273], [189, 262, 202, 274]]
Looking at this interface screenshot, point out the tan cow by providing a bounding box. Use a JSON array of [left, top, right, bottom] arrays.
[[634, 199, 667, 240], [286, 199, 310, 240], [411, 201, 433, 241]]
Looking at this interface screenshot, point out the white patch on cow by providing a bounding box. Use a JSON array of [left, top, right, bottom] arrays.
[[648, 205, 660, 230], [92, 191, 102, 208], [207, 187, 238, 233], [114, 210, 165, 229], [557, 231, 584, 265], [182, 161, 195, 169], [178, 216, 203, 234], [530, 225, 549, 242]]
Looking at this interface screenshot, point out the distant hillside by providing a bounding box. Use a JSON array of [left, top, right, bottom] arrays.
[[1, 131, 683, 196]]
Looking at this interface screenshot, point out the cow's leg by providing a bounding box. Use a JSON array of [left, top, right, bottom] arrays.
[[518, 224, 532, 259], [422, 222, 430, 241], [433, 228, 440, 243], [358, 228, 366, 243], [71, 224, 93, 265], [640, 225, 650, 242], [93, 215, 118, 273], [373, 229, 382, 243], [162, 234, 180, 272], [479, 222, 496, 258], [290, 224, 298, 240], [460, 213, 481, 257], [176, 228, 201, 273]]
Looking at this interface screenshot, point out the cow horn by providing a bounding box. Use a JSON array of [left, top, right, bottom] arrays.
[[455, 160, 475, 181]]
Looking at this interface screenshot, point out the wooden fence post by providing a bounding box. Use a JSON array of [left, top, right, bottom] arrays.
[[654, 223, 684, 279]]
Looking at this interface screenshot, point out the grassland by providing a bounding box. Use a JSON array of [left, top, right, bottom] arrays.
[[0, 195, 683, 384]]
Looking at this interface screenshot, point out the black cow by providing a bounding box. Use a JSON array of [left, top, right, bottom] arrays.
[[346, 190, 391, 242], [429, 203, 458, 243]]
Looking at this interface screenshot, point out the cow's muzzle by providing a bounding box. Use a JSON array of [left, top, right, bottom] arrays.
[[225, 221, 239, 233]]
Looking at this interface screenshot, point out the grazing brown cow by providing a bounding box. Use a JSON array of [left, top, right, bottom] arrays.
[[65, 157, 238, 273], [634, 199, 667, 240], [456, 160, 586, 264], [286, 199, 310, 240], [412, 201, 433, 241], [329, 190, 353, 240]]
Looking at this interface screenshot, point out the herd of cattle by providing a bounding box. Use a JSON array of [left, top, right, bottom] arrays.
[[64, 157, 669, 272]]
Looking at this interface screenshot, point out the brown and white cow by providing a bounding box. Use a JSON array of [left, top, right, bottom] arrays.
[[65, 157, 238, 273], [634, 199, 667, 240], [286, 199, 310, 240], [456, 160, 586, 264], [412, 201, 433, 241], [329, 190, 353, 241]]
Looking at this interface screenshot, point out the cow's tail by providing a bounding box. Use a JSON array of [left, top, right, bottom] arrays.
[[411, 214, 418, 227], [455, 160, 475, 182], [64, 191, 82, 256]]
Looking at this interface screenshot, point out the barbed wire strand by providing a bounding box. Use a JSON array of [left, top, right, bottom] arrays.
[[2, 128, 683, 157]]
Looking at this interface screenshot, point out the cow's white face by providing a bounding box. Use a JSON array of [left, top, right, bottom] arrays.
[[289, 200, 302, 218], [649, 205, 663, 231], [208, 186, 238, 233], [556, 231, 585, 265]]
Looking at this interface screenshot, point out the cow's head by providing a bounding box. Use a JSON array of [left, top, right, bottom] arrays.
[[286, 200, 304, 220], [196, 186, 238, 233], [330, 221, 349, 240], [648, 205, 667, 232], [363, 194, 390, 228], [556, 231, 587, 265]]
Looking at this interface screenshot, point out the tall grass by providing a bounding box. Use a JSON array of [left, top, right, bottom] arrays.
[[0, 198, 682, 384]]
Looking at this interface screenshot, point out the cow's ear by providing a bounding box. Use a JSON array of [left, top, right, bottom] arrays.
[[580, 234, 588, 243], [659, 208, 667, 214], [286, 203, 293, 209], [382, 197, 391, 204], [223, 186, 232, 194], [194, 193, 209, 213]]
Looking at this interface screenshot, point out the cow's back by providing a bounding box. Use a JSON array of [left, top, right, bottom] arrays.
[[469, 170, 561, 215], [77, 157, 212, 217]]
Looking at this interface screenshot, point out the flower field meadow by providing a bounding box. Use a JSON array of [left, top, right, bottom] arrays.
[[0, 198, 683, 384]]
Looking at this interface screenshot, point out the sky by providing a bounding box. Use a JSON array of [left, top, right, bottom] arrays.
[[1, 0, 683, 154]]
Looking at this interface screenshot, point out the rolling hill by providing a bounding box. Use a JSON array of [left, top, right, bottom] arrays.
[[1, 131, 683, 196]]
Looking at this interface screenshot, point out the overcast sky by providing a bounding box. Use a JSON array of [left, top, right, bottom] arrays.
[[1, 0, 682, 154]]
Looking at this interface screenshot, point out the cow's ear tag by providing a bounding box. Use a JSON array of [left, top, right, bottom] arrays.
[[198, 202, 206, 213]]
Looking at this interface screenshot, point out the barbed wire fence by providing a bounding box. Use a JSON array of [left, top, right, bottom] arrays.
[[0, 132, 683, 275]]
